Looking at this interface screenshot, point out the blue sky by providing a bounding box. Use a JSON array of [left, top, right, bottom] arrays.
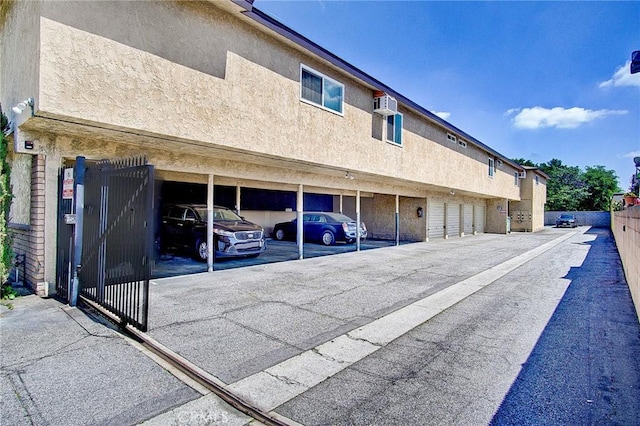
[[255, 0, 640, 190]]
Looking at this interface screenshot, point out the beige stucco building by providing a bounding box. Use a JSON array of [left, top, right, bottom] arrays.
[[1, 0, 547, 294]]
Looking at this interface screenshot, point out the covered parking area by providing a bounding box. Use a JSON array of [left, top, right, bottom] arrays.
[[152, 167, 493, 278]]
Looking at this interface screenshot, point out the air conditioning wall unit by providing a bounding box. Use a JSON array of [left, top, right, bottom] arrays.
[[373, 94, 398, 116], [518, 171, 527, 179]]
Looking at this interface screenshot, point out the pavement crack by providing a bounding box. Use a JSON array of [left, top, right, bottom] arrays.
[[264, 370, 305, 388], [346, 333, 382, 347]]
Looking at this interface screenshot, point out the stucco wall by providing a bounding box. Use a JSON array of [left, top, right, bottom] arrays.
[[0, 0, 41, 130], [486, 198, 509, 234], [33, 2, 521, 200], [612, 206, 640, 321]]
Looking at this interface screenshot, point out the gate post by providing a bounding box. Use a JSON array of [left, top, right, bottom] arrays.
[[70, 156, 85, 307]]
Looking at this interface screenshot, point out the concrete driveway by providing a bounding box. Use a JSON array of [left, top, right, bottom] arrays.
[[151, 238, 399, 278]]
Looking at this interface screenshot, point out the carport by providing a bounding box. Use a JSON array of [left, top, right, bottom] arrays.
[[152, 170, 442, 277]]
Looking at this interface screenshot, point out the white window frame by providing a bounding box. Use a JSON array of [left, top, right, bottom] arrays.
[[535, 175, 540, 185], [488, 158, 495, 178], [447, 133, 457, 143], [386, 112, 403, 146], [458, 138, 467, 148], [300, 64, 344, 116], [514, 171, 519, 186]]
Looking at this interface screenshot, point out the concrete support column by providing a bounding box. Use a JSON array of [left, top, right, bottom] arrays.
[[356, 190, 361, 251], [339, 194, 343, 215], [395, 194, 400, 246], [235, 185, 241, 215], [423, 197, 428, 242], [207, 174, 214, 272], [297, 184, 304, 260]]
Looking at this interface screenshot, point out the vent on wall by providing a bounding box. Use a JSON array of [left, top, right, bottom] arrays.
[[373, 92, 397, 116], [518, 171, 527, 179]]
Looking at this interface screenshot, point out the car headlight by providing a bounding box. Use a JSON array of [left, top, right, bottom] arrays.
[[213, 228, 234, 237]]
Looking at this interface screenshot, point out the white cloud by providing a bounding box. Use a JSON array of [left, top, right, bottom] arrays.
[[620, 151, 640, 159], [599, 61, 640, 88], [434, 111, 451, 120], [507, 106, 628, 129]]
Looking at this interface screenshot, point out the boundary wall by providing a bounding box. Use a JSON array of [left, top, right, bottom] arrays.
[[545, 211, 610, 227], [612, 206, 640, 321]]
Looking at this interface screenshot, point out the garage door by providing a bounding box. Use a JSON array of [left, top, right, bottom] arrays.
[[428, 202, 445, 239], [463, 204, 474, 235], [447, 203, 460, 237], [475, 204, 486, 233]]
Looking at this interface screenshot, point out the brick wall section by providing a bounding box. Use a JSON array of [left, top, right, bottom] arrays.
[[30, 155, 47, 295], [544, 211, 611, 227], [10, 155, 48, 294], [612, 206, 640, 321]]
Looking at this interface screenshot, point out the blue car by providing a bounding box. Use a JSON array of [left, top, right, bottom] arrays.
[[273, 212, 367, 246]]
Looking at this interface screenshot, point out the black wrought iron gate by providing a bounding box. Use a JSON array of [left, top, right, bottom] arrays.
[[56, 156, 154, 331]]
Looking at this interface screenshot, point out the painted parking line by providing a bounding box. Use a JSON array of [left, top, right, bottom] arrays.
[[228, 230, 582, 412]]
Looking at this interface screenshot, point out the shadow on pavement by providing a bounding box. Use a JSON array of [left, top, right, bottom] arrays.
[[490, 228, 640, 425], [151, 238, 403, 278]]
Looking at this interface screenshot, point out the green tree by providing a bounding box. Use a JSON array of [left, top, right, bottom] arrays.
[[0, 105, 14, 289], [580, 166, 621, 211], [538, 159, 588, 211], [511, 158, 537, 167]]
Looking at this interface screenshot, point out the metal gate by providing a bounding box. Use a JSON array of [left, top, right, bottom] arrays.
[[56, 156, 154, 331]]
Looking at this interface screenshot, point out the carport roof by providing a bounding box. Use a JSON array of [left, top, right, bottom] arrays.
[[237, 2, 525, 173]]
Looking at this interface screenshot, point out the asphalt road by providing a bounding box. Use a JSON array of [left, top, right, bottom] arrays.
[[3, 227, 638, 425], [272, 228, 640, 425]]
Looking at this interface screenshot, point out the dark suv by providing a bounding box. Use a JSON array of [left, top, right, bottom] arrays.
[[160, 204, 266, 260]]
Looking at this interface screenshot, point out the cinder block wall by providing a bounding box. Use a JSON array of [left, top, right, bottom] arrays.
[[545, 211, 611, 227], [612, 207, 640, 321]]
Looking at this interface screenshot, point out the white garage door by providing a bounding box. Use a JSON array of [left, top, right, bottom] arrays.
[[428, 202, 445, 239], [463, 204, 474, 235], [447, 203, 460, 237], [475, 204, 486, 233]]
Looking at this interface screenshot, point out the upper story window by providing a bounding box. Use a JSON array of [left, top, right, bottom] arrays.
[[535, 175, 540, 185], [458, 138, 467, 148], [514, 171, 519, 186], [300, 65, 344, 115], [488, 158, 495, 177], [447, 133, 457, 143], [386, 113, 403, 145]]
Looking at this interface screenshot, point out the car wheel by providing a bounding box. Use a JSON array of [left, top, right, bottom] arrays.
[[195, 240, 208, 262], [321, 230, 335, 246], [275, 229, 285, 241]]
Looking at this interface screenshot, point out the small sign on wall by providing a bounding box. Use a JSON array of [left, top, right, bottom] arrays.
[[62, 168, 74, 200]]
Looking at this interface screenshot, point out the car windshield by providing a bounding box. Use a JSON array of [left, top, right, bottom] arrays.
[[559, 214, 575, 219], [194, 207, 242, 221]]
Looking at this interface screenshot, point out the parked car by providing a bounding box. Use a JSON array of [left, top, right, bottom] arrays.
[[555, 214, 577, 228], [273, 212, 367, 246], [160, 204, 266, 261]]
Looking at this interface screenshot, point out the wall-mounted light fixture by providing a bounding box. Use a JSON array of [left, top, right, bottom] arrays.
[[344, 171, 354, 180], [449, 189, 455, 195], [12, 98, 34, 116]]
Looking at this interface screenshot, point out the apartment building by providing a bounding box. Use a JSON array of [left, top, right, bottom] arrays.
[[1, 0, 547, 294]]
